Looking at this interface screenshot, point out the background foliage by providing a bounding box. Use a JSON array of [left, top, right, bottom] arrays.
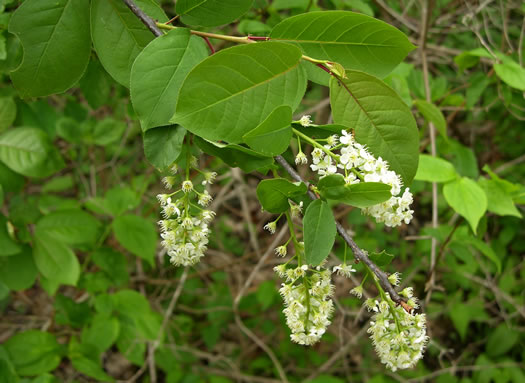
[[0, 0, 524, 382]]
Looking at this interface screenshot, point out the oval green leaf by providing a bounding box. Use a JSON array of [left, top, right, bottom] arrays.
[[91, 0, 167, 86], [0, 127, 50, 177], [144, 125, 187, 171], [256, 178, 307, 213], [414, 154, 457, 183], [243, 105, 292, 156], [330, 70, 419, 185], [414, 99, 447, 140], [318, 175, 392, 208], [443, 177, 487, 234], [176, 0, 253, 27], [270, 11, 415, 78], [173, 42, 306, 143], [131, 28, 208, 131], [303, 199, 336, 266], [112, 214, 157, 266], [8, 0, 91, 97]]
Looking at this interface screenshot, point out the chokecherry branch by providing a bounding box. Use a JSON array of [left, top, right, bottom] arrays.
[[274, 155, 409, 309], [122, 0, 409, 311]]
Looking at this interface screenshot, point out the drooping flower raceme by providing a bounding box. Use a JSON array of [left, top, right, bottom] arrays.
[[306, 129, 414, 227], [275, 265, 335, 345], [157, 166, 215, 266], [366, 292, 428, 371]]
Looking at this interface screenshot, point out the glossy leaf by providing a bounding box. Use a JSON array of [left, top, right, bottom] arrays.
[[414, 154, 457, 183], [91, 0, 167, 86], [243, 105, 292, 156], [443, 177, 487, 234], [144, 125, 187, 170], [0, 97, 16, 132], [256, 178, 307, 213], [330, 71, 419, 185], [176, 0, 253, 27], [303, 199, 336, 266], [414, 99, 447, 140], [112, 214, 157, 266], [8, 0, 90, 98], [318, 174, 392, 208], [34, 230, 80, 286], [494, 59, 525, 91], [270, 11, 415, 78], [4, 330, 62, 376], [478, 178, 522, 218], [173, 42, 306, 143], [131, 28, 208, 131], [195, 137, 274, 173], [35, 209, 101, 247], [0, 127, 50, 177]]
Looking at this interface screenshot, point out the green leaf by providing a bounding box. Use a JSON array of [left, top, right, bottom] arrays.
[[369, 250, 394, 267], [34, 230, 80, 286], [317, 174, 392, 208], [79, 59, 112, 110], [478, 178, 521, 218], [8, 0, 90, 98], [36, 209, 101, 247], [173, 42, 306, 144], [270, 11, 415, 78], [113, 290, 162, 340], [0, 97, 16, 132], [0, 215, 20, 256], [443, 177, 487, 234], [243, 105, 292, 156], [449, 299, 488, 340], [414, 154, 457, 183], [414, 99, 447, 140], [4, 330, 62, 376], [195, 137, 274, 173], [486, 325, 519, 357], [0, 127, 48, 177], [303, 199, 336, 266], [70, 355, 114, 382], [460, 235, 501, 273], [131, 29, 208, 131], [82, 314, 120, 355], [112, 214, 157, 265], [493, 59, 525, 91], [0, 246, 37, 291], [91, 118, 126, 146], [54, 294, 92, 328], [176, 0, 253, 27], [91, 247, 129, 286], [144, 125, 187, 171], [90, 0, 167, 86], [256, 178, 307, 213], [330, 71, 419, 185]]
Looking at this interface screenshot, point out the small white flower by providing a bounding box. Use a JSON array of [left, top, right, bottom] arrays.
[[388, 272, 401, 286], [350, 285, 363, 299], [198, 190, 213, 206], [156, 194, 170, 205], [333, 263, 356, 278], [326, 135, 338, 147], [202, 171, 217, 185], [264, 221, 277, 234], [290, 201, 303, 218], [295, 151, 308, 165], [182, 180, 193, 193], [299, 115, 312, 127], [162, 176, 176, 189], [275, 245, 287, 257]]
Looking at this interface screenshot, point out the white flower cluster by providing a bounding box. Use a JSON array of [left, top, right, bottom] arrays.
[[274, 265, 334, 345], [157, 177, 215, 266], [307, 130, 414, 227], [366, 290, 428, 371]]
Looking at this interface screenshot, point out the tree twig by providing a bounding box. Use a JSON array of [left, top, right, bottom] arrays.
[[122, 0, 162, 37]]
